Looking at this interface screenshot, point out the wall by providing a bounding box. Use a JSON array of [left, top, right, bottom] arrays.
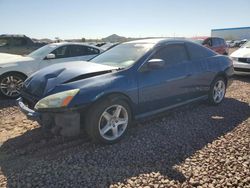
[[211, 27, 250, 40]]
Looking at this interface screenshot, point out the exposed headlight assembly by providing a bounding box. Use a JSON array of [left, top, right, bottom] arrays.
[[35, 89, 79, 110]]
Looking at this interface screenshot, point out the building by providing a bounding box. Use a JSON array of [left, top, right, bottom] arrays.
[[211, 27, 250, 40]]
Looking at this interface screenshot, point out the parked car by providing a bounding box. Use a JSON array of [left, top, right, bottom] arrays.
[[0, 34, 47, 55], [229, 40, 242, 48], [18, 39, 234, 144], [230, 41, 250, 74], [192, 37, 229, 55], [239, 39, 248, 47], [203, 37, 229, 55], [0, 42, 103, 98], [226, 40, 232, 47]]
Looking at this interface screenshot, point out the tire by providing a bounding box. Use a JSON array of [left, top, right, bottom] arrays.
[[208, 77, 226, 105], [85, 97, 132, 144], [0, 72, 26, 98]]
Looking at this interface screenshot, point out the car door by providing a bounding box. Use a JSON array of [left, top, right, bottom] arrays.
[[185, 42, 216, 97], [137, 43, 194, 114]]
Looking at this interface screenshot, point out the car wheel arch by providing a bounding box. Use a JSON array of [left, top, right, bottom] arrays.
[[212, 72, 228, 87], [91, 92, 135, 119], [0, 71, 28, 80]]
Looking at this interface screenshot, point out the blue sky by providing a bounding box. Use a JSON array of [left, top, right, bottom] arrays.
[[1, 0, 250, 39]]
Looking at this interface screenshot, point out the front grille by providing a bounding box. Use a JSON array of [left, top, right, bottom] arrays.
[[234, 67, 250, 72], [238, 58, 250, 63]]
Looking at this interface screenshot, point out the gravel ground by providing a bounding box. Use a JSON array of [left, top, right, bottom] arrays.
[[0, 76, 249, 188]]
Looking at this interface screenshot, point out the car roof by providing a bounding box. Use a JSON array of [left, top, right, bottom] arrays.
[[124, 38, 193, 47], [125, 38, 166, 44], [0, 34, 27, 38], [46, 42, 103, 50]]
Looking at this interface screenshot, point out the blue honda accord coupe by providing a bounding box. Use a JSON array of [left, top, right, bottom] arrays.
[[18, 38, 234, 144]]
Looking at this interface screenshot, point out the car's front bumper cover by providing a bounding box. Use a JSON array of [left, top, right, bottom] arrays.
[[17, 97, 41, 121], [233, 60, 250, 74], [17, 97, 85, 137]]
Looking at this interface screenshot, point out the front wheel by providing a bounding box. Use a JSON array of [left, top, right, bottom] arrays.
[[208, 77, 226, 105], [0, 73, 26, 98], [85, 97, 131, 144]]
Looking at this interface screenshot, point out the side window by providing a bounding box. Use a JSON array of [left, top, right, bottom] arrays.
[[51, 46, 68, 59], [67, 45, 85, 57], [85, 47, 100, 55], [151, 44, 188, 64], [186, 42, 216, 60], [12, 38, 28, 46], [66, 45, 99, 57]]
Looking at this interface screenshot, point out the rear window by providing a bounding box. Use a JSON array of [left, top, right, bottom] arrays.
[[186, 42, 216, 60]]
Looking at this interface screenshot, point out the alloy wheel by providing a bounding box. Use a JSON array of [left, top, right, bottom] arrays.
[[213, 80, 225, 103], [98, 104, 128, 141], [0, 75, 24, 97]]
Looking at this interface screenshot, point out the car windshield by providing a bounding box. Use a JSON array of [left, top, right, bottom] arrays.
[[90, 43, 154, 68], [241, 41, 250, 48], [28, 44, 57, 58]]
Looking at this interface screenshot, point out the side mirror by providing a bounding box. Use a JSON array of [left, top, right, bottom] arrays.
[[45, 53, 55, 59], [147, 59, 166, 70]]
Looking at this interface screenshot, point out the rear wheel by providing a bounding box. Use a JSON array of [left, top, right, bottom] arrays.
[[208, 77, 226, 105], [0, 73, 26, 98], [85, 97, 131, 144]]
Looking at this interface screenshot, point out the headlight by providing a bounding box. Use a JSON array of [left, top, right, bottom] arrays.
[[231, 57, 238, 61], [35, 89, 79, 110]]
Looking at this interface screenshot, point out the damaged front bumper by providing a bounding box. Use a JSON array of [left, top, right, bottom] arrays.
[[17, 97, 41, 121], [17, 97, 84, 137]]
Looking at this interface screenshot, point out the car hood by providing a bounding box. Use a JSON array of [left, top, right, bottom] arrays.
[[23, 61, 117, 97], [230, 48, 250, 58], [0, 53, 34, 65]]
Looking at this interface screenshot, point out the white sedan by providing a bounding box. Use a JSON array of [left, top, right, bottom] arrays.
[[230, 41, 250, 75], [0, 42, 103, 98]]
